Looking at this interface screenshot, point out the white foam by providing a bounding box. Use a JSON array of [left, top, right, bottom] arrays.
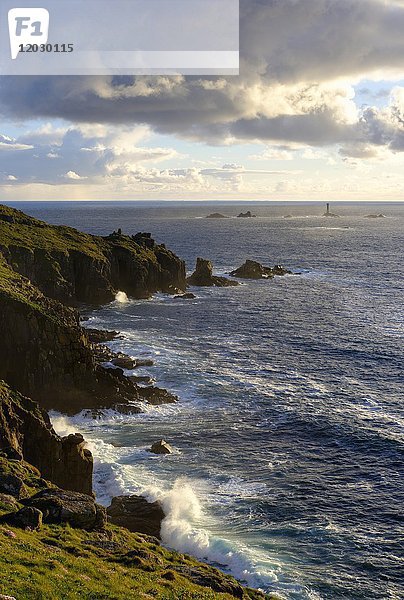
[[115, 290, 129, 303]]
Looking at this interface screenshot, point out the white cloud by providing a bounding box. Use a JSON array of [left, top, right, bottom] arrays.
[[64, 171, 87, 180]]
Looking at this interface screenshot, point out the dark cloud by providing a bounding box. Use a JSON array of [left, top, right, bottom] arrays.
[[0, 1, 404, 149]]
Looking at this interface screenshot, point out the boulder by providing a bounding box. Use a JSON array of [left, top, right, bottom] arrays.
[[0, 474, 27, 499], [21, 489, 106, 530], [0, 506, 43, 530], [139, 388, 177, 406], [107, 495, 165, 538], [174, 293, 196, 300], [135, 359, 154, 367], [85, 328, 120, 343], [129, 375, 154, 385], [111, 355, 137, 370], [173, 565, 244, 598], [0, 493, 20, 512], [187, 258, 239, 288], [149, 439, 173, 455]]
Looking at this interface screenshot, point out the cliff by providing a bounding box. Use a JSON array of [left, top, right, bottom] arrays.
[[0, 205, 185, 412], [0, 204, 186, 305], [0, 380, 92, 495], [0, 205, 273, 598]]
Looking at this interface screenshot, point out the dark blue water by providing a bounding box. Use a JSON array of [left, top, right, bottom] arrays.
[[10, 202, 404, 599]]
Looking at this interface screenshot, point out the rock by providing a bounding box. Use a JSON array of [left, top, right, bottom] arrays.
[[139, 388, 177, 406], [237, 211, 256, 218], [174, 293, 196, 300], [173, 565, 244, 598], [107, 495, 165, 538], [0, 474, 27, 499], [0, 493, 20, 512], [206, 213, 229, 219], [365, 213, 386, 219], [230, 260, 292, 279], [187, 258, 239, 288], [110, 355, 153, 370], [1, 447, 23, 461], [283, 214, 293, 219], [149, 439, 173, 455], [111, 356, 137, 370], [273, 264, 292, 276], [129, 375, 154, 385], [0, 595, 17, 600], [135, 359, 154, 367], [0, 204, 186, 418], [0, 381, 93, 497], [85, 328, 120, 343], [230, 260, 274, 280], [0, 506, 43, 530], [21, 489, 106, 530]]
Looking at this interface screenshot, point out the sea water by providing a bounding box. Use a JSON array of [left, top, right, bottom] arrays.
[[11, 201, 404, 599]]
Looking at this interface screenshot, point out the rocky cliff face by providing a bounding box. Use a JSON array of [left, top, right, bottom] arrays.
[[0, 205, 186, 413], [0, 205, 186, 305], [0, 381, 92, 495]]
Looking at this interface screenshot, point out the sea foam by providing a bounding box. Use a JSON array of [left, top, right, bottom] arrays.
[[115, 290, 129, 303]]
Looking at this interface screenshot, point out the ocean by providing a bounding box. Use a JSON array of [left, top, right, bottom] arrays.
[[9, 201, 404, 599]]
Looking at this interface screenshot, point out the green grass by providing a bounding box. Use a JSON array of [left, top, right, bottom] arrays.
[[0, 522, 269, 599], [0, 204, 159, 265]]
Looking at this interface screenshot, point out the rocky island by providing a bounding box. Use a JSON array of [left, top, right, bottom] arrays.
[[230, 260, 292, 279], [0, 204, 270, 599], [187, 258, 239, 287], [237, 211, 256, 218], [206, 212, 229, 219]]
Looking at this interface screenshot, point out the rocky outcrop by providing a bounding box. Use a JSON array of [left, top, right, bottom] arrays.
[[187, 258, 239, 287], [206, 213, 229, 219], [0, 205, 186, 306], [149, 439, 173, 454], [0, 506, 43, 530], [237, 211, 256, 218], [107, 495, 165, 538], [230, 260, 292, 280], [174, 292, 196, 299], [0, 381, 93, 495], [138, 387, 177, 406], [21, 488, 106, 530], [85, 328, 120, 343]]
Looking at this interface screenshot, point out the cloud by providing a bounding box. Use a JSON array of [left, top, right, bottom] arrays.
[[0, 1, 404, 151], [64, 171, 87, 180], [0, 134, 33, 151]]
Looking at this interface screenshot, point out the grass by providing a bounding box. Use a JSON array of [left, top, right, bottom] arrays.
[[0, 520, 269, 599]]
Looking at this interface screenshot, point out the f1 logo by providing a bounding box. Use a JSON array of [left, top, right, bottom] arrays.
[[8, 8, 49, 59]]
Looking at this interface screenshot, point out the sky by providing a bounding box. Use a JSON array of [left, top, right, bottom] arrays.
[[1, 0, 404, 202]]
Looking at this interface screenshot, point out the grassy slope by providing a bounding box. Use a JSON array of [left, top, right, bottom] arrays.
[[0, 204, 157, 264], [0, 459, 268, 600]]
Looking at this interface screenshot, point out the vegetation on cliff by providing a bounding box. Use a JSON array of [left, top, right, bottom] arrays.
[[0, 205, 186, 413], [0, 204, 186, 305], [0, 205, 272, 598], [0, 458, 269, 600]]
